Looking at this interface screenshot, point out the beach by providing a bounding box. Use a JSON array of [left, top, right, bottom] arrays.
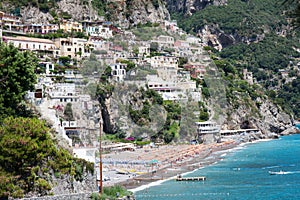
[[100, 140, 239, 190]]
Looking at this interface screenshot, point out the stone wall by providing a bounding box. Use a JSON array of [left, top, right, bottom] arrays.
[[11, 193, 92, 200]]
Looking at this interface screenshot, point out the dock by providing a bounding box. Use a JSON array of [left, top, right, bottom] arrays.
[[176, 176, 206, 181]]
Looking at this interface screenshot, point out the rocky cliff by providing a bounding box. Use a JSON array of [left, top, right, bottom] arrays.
[[223, 95, 296, 138], [106, 0, 170, 28], [2, 0, 170, 27], [164, 0, 227, 16]]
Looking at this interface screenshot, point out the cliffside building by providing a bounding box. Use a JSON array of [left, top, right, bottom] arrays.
[[0, 11, 22, 32], [86, 25, 113, 39], [3, 36, 56, 57], [48, 83, 79, 103], [196, 121, 221, 144], [110, 63, 127, 82], [243, 69, 254, 85], [54, 37, 91, 59], [59, 20, 83, 33], [24, 24, 59, 34]]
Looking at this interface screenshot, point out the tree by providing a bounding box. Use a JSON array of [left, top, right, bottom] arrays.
[[0, 42, 37, 121], [150, 42, 159, 52], [64, 103, 74, 121], [0, 117, 94, 198], [283, 0, 300, 28]]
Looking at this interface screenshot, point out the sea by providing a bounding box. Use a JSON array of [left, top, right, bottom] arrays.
[[134, 130, 300, 200]]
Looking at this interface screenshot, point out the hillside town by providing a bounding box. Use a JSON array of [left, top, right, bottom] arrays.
[[0, 10, 223, 146], [0, 10, 284, 188], [1, 1, 300, 198]]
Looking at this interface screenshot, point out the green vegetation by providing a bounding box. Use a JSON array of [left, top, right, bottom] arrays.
[[91, 0, 106, 16], [2, 0, 58, 13], [0, 42, 37, 122], [118, 59, 136, 72], [128, 88, 163, 127], [132, 27, 168, 41], [283, 0, 300, 28], [277, 77, 300, 117], [0, 117, 94, 198], [172, 0, 285, 36], [27, 29, 88, 39], [172, 0, 300, 118], [91, 185, 132, 200], [80, 54, 107, 76], [0, 38, 95, 199], [64, 103, 74, 121]]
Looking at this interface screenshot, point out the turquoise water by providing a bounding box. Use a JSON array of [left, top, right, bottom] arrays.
[[135, 134, 300, 199]]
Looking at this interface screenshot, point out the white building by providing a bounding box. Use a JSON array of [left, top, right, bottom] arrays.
[[148, 56, 178, 69], [195, 121, 221, 144], [4, 36, 56, 56], [64, 70, 84, 83], [86, 25, 113, 39], [110, 63, 127, 82], [186, 35, 201, 45], [146, 74, 187, 102], [38, 62, 54, 74], [163, 20, 179, 33], [48, 83, 79, 103], [138, 45, 150, 58], [54, 38, 90, 59], [243, 69, 254, 85], [152, 35, 175, 49], [89, 37, 110, 51], [147, 56, 178, 82]]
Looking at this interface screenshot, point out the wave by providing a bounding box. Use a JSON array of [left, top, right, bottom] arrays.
[[262, 165, 281, 169], [269, 170, 300, 175], [129, 178, 170, 193]]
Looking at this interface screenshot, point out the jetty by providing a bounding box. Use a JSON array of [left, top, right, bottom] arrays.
[[176, 175, 206, 181]]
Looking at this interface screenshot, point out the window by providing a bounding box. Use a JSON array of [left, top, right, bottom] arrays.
[[67, 48, 71, 51]]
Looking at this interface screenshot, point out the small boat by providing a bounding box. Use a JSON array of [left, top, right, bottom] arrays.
[[269, 170, 289, 175]]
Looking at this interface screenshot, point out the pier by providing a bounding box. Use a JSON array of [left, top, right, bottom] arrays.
[[176, 176, 206, 181]]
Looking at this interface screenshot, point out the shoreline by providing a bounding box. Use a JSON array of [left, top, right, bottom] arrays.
[[118, 140, 239, 191], [100, 127, 299, 194], [120, 133, 300, 193]]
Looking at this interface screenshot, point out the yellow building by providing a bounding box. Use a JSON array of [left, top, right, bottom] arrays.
[[59, 20, 83, 33]]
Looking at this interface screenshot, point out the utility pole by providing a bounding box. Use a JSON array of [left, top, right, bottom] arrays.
[[99, 118, 103, 194]]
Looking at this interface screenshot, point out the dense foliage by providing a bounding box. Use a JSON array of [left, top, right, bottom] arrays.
[[172, 0, 285, 36], [0, 117, 94, 198], [0, 42, 37, 121], [172, 0, 300, 118], [91, 185, 132, 200], [277, 77, 300, 117]]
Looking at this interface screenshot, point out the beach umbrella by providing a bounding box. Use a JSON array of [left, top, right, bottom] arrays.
[[149, 159, 158, 164]]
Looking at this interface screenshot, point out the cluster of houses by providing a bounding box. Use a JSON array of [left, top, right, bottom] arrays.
[[1, 9, 230, 146]]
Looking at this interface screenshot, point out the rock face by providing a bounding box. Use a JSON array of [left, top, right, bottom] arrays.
[[164, 0, 227, 15], [51, 171, 96, 195], [5, 0, 101, 24], [57, 0, 100, 21], [224, 98, 295, 137], [20, 6, 54, 24], [107, 0, 170, 28]]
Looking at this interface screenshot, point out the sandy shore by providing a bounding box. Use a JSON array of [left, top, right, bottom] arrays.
[[100, 140, 239, 190]]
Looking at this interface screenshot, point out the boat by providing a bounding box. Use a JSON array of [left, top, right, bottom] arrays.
[[269, 170, 289, 175]]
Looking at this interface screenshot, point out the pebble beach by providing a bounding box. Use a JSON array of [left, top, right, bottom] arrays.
[[100, 140, 238, 190]]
